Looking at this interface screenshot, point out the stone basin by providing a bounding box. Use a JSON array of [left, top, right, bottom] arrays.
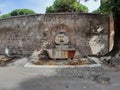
[[46, 49, 76, 59]]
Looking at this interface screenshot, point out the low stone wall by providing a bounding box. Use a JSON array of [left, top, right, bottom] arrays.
[[0, 13, 109, 56], [25, 64, 103, 78]]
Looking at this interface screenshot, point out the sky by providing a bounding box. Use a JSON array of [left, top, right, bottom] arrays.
[[0, 0, 100, 15]]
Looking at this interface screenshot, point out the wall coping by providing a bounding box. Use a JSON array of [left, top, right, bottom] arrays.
[[0, 12, 108, 21]]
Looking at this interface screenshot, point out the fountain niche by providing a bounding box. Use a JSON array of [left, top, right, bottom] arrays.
[[28, 24, 101, 66], [46, 31, 76, 60]]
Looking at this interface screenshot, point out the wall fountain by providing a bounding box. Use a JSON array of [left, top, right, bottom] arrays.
[[28, 24, 101, 66], [24, 23, 103, 79], [46, 31, 76, 60]]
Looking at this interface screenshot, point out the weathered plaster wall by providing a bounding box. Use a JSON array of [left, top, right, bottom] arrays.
[[109, 16, 114, 52], [0, 13, 109, 56]]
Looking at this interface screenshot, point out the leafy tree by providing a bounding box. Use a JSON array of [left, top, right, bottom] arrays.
[[0, 13, 11, 19], [10, 9, 36, 16], [0, 9, 36, 19], [46, 6, 56, 13], [92, 0, 115, 14], [46, 0, 88, 13]]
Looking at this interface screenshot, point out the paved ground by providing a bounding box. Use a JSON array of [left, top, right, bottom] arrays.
[[0, 58, 120, 90]]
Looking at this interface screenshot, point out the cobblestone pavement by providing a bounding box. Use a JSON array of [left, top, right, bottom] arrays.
[[0, 58, 120, 90]]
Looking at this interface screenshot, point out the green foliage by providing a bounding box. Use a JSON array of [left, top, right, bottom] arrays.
[[46, 0, 88, 13], [73, 2, 88, 12], [46, 6, 56, 13], [0, 13, 11, 19], [10, 9, 36, 16], [0, 9, 36, 19], [93, 0, 120, 15]]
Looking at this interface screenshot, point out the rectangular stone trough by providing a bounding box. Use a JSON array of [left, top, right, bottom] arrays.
[[46, 49, 76, 59], [24, 58, 102, 78]]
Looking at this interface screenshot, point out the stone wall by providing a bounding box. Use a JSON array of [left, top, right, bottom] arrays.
[[0, 13, 109, 56]]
